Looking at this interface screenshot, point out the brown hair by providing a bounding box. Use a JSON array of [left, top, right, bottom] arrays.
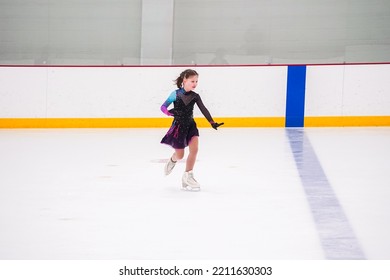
[[174, 69, 198, 88]]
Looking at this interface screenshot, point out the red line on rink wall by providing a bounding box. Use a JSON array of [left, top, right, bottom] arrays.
[[1, 62, 390, 68]]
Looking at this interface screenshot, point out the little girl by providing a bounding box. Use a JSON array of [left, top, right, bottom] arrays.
[[160, 69, 224, 191]]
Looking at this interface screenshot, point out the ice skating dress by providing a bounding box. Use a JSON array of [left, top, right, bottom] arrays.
[[161, 88, 214, 149]]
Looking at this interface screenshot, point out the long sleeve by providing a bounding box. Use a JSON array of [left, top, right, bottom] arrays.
[[195, 95, 215, 123], [160, 90, 177, 116]]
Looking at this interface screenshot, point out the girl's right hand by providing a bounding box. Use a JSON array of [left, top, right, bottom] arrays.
[[168, 109, 176, 116]]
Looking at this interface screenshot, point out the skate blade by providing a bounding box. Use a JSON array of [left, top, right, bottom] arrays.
[[181, 185, 200, 192]]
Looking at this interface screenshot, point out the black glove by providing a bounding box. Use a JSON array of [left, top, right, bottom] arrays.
[[211, 122, 224, 130], [168, 109, 176, 116]]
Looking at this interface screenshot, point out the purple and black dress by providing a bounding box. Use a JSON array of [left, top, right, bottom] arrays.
[[160, 88, 214, 149]]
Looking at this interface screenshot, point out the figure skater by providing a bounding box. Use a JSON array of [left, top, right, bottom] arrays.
[[160, 69, 224, 191]]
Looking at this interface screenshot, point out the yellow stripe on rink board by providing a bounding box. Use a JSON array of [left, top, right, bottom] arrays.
[[305, 116, 390, 127], [1, 116, 389, 128], [195, 117, 285, 127], [0, 118, 171, 128], [0, 117, 285, 128]]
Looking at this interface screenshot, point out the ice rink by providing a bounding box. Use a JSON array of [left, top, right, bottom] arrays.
[[0, 127, 389, 260]]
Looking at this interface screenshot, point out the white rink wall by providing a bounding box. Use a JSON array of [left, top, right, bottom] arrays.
[[0, 64, 389, 121], [305, 64, 390, 117], [0, 66, 287, 119]]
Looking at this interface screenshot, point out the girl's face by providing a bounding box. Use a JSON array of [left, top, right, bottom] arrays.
[[183, 75, 198, 91]]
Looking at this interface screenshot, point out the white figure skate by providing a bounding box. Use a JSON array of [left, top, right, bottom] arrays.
[[182, 171, 200, 191], [164, 157, 176, 175]]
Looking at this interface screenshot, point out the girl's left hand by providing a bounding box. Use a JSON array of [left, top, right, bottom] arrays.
[[211, 122, 224, 130]]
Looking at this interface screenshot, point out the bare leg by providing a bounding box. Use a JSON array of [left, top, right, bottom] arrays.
[[186, 136, 199, 172], [172, 149, 184, 162]]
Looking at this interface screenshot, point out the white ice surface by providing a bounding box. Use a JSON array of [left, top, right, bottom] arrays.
[[305, 128, 390, 259], [0, 128, 389, 260]]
